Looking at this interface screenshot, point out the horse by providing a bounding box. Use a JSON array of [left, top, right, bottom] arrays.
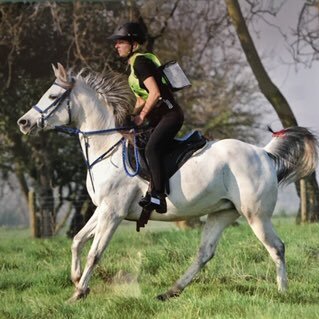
[[17, 63, 318, 302]]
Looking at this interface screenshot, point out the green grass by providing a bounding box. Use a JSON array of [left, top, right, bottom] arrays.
[[0, 218, 319, 319]]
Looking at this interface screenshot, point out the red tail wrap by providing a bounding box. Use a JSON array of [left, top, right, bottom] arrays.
[[272, 129, 286, 137]]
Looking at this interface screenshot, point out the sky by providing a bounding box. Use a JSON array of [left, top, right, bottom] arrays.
[[253, 1, 318, 131], [249, 0, 319, 213]]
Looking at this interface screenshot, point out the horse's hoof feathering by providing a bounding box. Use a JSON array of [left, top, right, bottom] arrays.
[[67, 287, 90, 303]]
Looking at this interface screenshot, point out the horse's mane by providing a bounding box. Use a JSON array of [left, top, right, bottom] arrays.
[[75, 69, 135, 126]]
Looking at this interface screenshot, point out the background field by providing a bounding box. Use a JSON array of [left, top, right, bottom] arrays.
[[0, 218, 319, 319]]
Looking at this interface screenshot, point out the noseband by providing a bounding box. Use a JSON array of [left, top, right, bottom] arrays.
[[32, 82, 72, 128]]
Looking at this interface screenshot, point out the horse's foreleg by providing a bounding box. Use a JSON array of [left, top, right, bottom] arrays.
[[71, 209, 99, 286], [157, 209, 239, 301], [68, 202, 123, 302], [248, 216, 288, 292]]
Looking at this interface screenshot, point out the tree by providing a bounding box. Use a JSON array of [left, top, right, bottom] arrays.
[[225, 0, 319, 222], [139, 0, 264, 140], [0, 2, 117, 236], [293, 0, 319, 65]]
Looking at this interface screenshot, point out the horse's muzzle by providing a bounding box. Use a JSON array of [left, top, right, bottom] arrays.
[[17, 117, 39, 134], [17, 117, 31, 134]]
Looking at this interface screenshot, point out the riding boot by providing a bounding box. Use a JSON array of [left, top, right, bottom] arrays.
[[143, 192, 167, 214]]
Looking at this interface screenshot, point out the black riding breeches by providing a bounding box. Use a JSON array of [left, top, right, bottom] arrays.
[[145, 107, 184, 194]]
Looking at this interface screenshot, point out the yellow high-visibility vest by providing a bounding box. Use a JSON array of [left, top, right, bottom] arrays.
[[128, 52, 163, 100]]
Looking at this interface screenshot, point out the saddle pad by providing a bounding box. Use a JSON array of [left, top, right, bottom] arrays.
[[127, 131, 207, 194]]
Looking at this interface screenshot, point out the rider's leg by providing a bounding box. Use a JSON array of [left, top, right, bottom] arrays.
[[144, 108, 183, 213]]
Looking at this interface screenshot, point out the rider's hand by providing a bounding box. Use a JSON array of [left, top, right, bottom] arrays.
[[134, 114, 145, 126]]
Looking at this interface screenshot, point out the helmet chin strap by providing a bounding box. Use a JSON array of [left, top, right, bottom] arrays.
[[123, 41, 139, 62]]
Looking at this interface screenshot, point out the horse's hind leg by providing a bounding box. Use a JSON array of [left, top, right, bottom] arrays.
[[157, 209, 239, 301], [247, 216, 288, 292]]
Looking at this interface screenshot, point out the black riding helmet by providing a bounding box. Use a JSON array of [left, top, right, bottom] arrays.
[[108, 22, 146, 45]]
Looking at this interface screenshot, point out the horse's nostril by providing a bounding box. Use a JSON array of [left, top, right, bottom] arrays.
[[18, 118, 29, 127]]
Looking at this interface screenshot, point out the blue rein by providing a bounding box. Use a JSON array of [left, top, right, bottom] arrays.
[[55, 124, 141, 192]]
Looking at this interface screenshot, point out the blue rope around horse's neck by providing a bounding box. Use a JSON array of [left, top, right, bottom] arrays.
[[55, 124, 141, 177], [122, 134, 140, 177], [54, 125, 134, 136]]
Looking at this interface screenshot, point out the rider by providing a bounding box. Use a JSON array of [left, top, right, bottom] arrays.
[[108, 22, 184, 214]]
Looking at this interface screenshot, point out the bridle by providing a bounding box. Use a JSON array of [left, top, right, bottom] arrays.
[[32, 82, 72, 129]]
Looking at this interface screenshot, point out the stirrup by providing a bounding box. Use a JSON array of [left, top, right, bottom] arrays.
[[138, 192, 151, 208], [144, 193, 167, 214]]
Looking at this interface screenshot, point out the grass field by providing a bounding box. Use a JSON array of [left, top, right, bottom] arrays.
[[0, 218, 319, 319]]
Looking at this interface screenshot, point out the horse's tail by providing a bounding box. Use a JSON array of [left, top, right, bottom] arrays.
[[264, 126, 319, 185]]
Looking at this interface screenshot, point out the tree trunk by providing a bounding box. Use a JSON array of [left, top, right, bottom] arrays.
[[28, 191, 41, 238], [14, 161, 29, 202], [225, 0, 319, 222], [32, 135, 55, 238], [225, 0, 296, 127], [37, 166, 55, 237], [300, 179, 308, 223], [305, 172, 319, 222]]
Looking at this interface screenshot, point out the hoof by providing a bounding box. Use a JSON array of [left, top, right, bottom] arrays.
[[278, 287, 288, 294], [278, 281, 288, 294], [156, 289, 180, 301], [67, 287, 90, 303]]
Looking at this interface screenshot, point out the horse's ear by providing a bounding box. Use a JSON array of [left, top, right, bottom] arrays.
[[52, 63, 59, 77], [52, 62, 72, 87], [57, 62, 68, 83]]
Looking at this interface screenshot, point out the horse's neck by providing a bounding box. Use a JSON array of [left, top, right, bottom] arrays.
[[73, 83, 123, 157]]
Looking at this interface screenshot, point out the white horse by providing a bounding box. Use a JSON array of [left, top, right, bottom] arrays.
[[18, 63, 318, 302]]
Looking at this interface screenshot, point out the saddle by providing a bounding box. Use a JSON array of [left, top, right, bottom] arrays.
[[127, 130, 207, 194], [127, 130, 207, 232]]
